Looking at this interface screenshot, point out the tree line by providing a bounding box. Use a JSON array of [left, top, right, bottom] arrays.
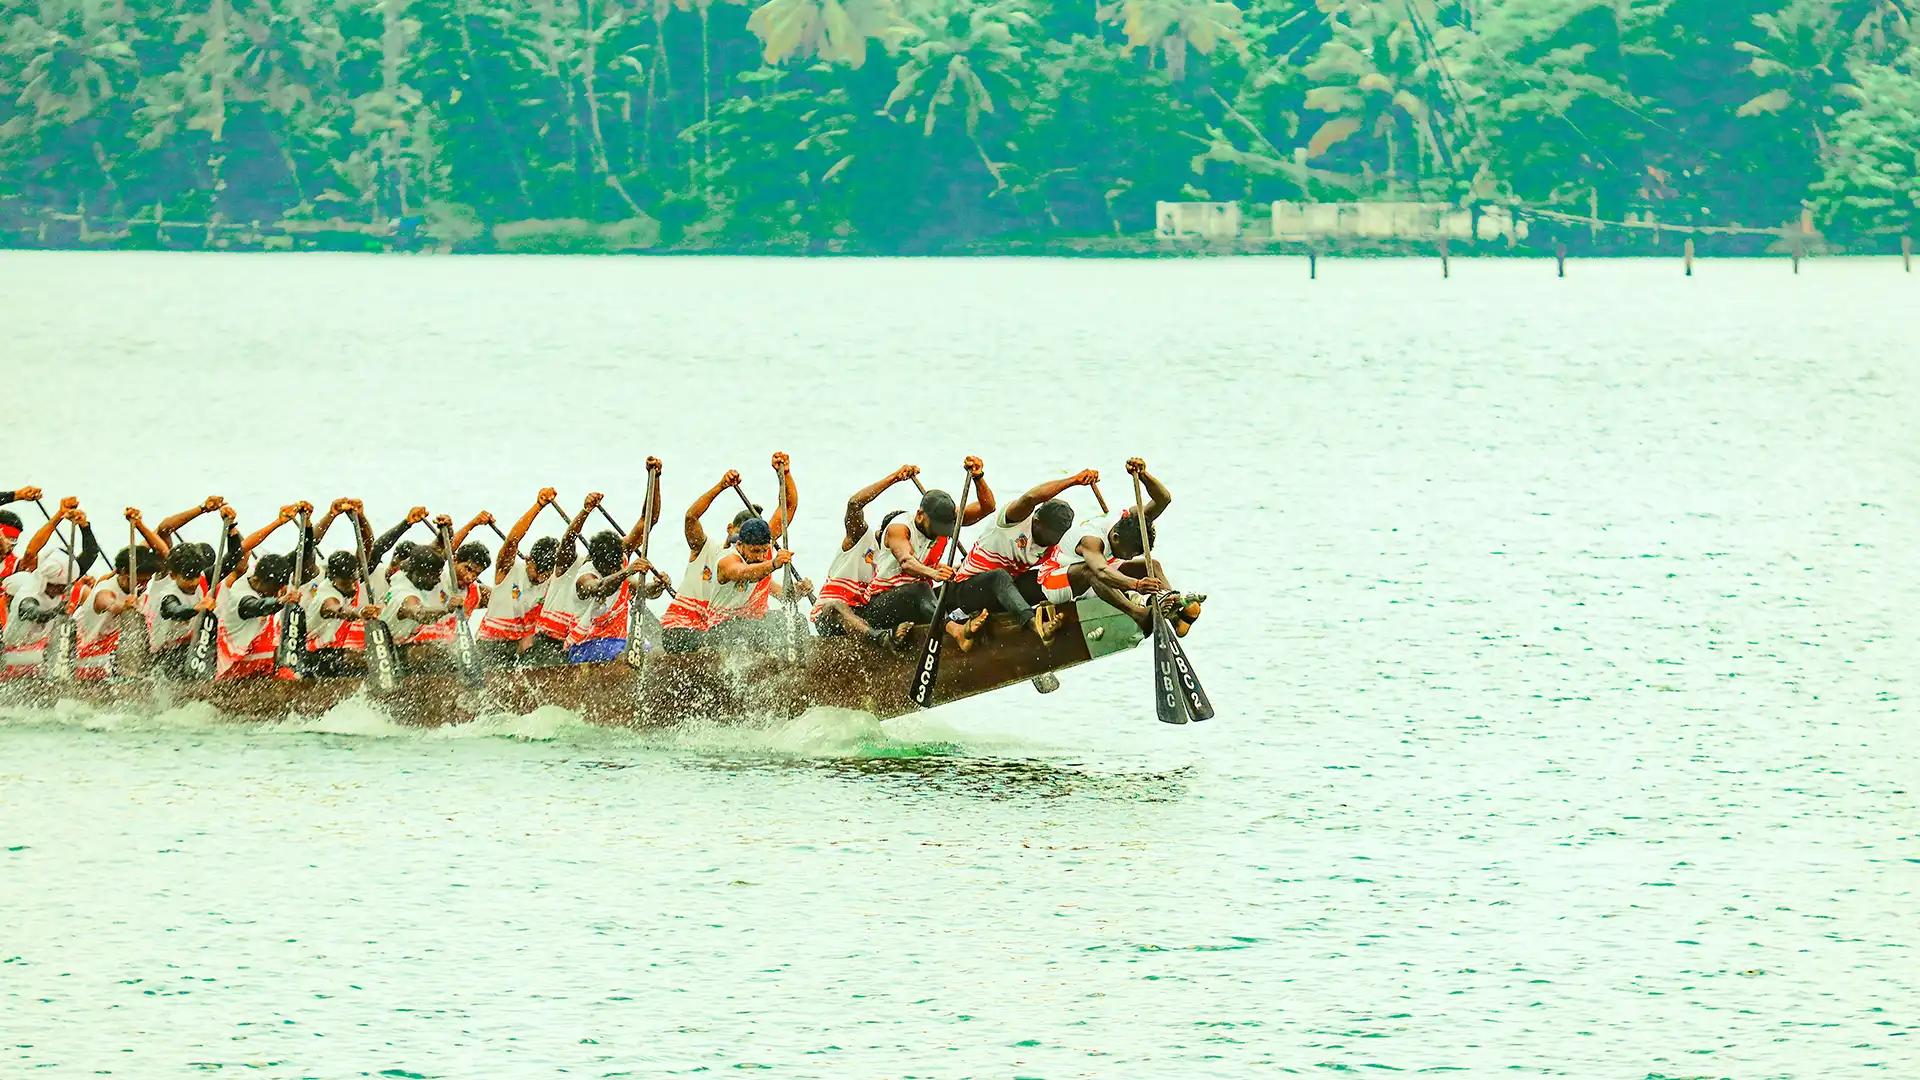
[[3, 0, 1916, 252]]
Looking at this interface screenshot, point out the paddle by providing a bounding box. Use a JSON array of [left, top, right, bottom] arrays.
[[1088, 481, 1111, 516], [906, 474, 967, 560], [770, 459, 807, 663], [1132, 469, 1213, 724], [436, 520, 485, 689], [588, 498, 678, 601], [43, 517, 79, 683], [114, 507, 152, 677], [907, 472, 973, 710], [272, 508, 312, 678], [187, 518, 227, 680], [623, 465, 668, 666], [31, 499, 73, 562], [353, 512, 400, 694]]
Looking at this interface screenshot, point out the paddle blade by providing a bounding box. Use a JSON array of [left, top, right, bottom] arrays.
[[450, 612, 484, 690], [274, 607, 308, 678], [188, 614, 218, 680], [1164, 625, 1215, 721], [908, 622, 945, 709], [362, 618, 399, 694], [626, 603, 663, 668], [44, 616, 78, 683], [1151, 613, 1188, 725]]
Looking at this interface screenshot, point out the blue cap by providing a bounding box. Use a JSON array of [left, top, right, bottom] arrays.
[[736, 517, 773, 545]]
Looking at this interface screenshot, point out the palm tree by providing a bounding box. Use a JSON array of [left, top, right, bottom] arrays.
[[4, 0, 140, 129], [1733, 0, 1849, 149], [1300, 1, 1463, 190], [1095, 0, 1244, 81], [884, 0, 1033, 180], [746, 0, 904, 68]]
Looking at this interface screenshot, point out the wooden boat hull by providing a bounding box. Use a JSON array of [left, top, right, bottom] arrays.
[[0, 598, 1151, 727]]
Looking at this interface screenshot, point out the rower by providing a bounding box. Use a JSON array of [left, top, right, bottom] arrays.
[[703, 517, 804, 646], [72, 507, 168, 679], [384, 540, 465, 672], [369, 506, 430, 585], [2, 501, 83, 680], [659, 460, 791, 653], [213, 502, 310, 680], [810, 464, 921, 645], [543, 493, 658, 664], [477, 489, 561, 664], [0, 487, 44, 628], [299, 501, 381, 677], [145, 500, 239, 680], [446, 510, 496, 616], [1032, 458, 1177, 625]]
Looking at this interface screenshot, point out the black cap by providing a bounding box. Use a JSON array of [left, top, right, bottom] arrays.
[[326, 550, 359, 579], [919, 491, 958, 533], [1034, 499, 1075, 534], [736, 517, 773, 546]]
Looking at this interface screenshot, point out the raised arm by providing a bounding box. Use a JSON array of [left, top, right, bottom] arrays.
[[1127, 457, 1172, 521], [841, 465, 918, 549], [74, 512, 103, 577], [241, 503, 306, 558], [768, 451, 798, 539], [215, 504, 243, 580], [1003, 469, 1099, 525], [961, 455, 994, 526], [557, 492, 601, 569], [18, 499, 73, 573], [156, 496, 222, 544], [350, 503, 374, 560], [312, 498, 356, 546], [623, 459, 664, 554], [495, 488, 556, 584], [682, 470, 740, 559], [451, 510, 493, 553], [0, 485, 42, 507], [124, 506, 169, 558], [369, 506, 427, 567]]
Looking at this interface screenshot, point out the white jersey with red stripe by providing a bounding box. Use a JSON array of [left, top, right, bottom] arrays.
[[3, 571, 56, 670], [387, 577, 457, 645], [957, 508, 1054, 580], [0, 552, 13, 633], [480, 560, 548, 642], [813, 519, 887, 616], [74, 575, 129, 677], [555, 559, 630, 647], [215, 576, 281, 677], [303, 578, 366, 651], [706, 547, 776, 625], [144, 573, 204, 651], [866, 514, 949, 596], [1033, 513, 1122, 603], [661, 537, 723, 631]]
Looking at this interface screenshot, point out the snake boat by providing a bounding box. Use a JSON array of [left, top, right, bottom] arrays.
[[0, 597, 1154, 727]]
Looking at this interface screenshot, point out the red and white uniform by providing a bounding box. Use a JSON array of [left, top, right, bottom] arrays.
[[388, 577, 457, 645], [866, 514, 949, 597], [812, 520, 887, 618], [1034, 514, 1119, 605], [303, 578, 367, 651], [0, 550, 15, 633], [144, 573, 205, 652], [214, 576, 281, 680], [661, 538, 724, 631], [706, 549, 775, 627], [544, 556, 630, 648], [2, 565, 70, 678], [479, 561, 548, 642], [957, 508, 1054, 581], [73, 576, 131, 679]]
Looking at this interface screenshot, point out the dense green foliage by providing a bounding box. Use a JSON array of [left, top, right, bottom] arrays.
[[3, 0, 1916, 250]]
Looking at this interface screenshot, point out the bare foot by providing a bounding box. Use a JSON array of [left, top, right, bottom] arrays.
[[890, 622, 916, 651], [1032, 604, 1062, 645], [944, 610, 990, 653]]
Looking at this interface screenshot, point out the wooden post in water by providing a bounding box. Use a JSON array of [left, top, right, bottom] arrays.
[[1440, 238, 1450, 279], [1792, 236, 1802, 275], [1308, 248, 1318, 280], [1554, 242, 1567, 278], [1904, 236, 1913, 273], [1684, 237, 1695, 277]]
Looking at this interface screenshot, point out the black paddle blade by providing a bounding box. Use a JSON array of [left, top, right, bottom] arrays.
[[274, 607, 308, 678], [188, 614, 218, 680], [44, 616, 78, 683], [909, 623, 945, 709], [1163, 625, 1215, 722], [1151, 612, 1189, 725], [362, 619, 399, 694], [450, 613, 484, 690]]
